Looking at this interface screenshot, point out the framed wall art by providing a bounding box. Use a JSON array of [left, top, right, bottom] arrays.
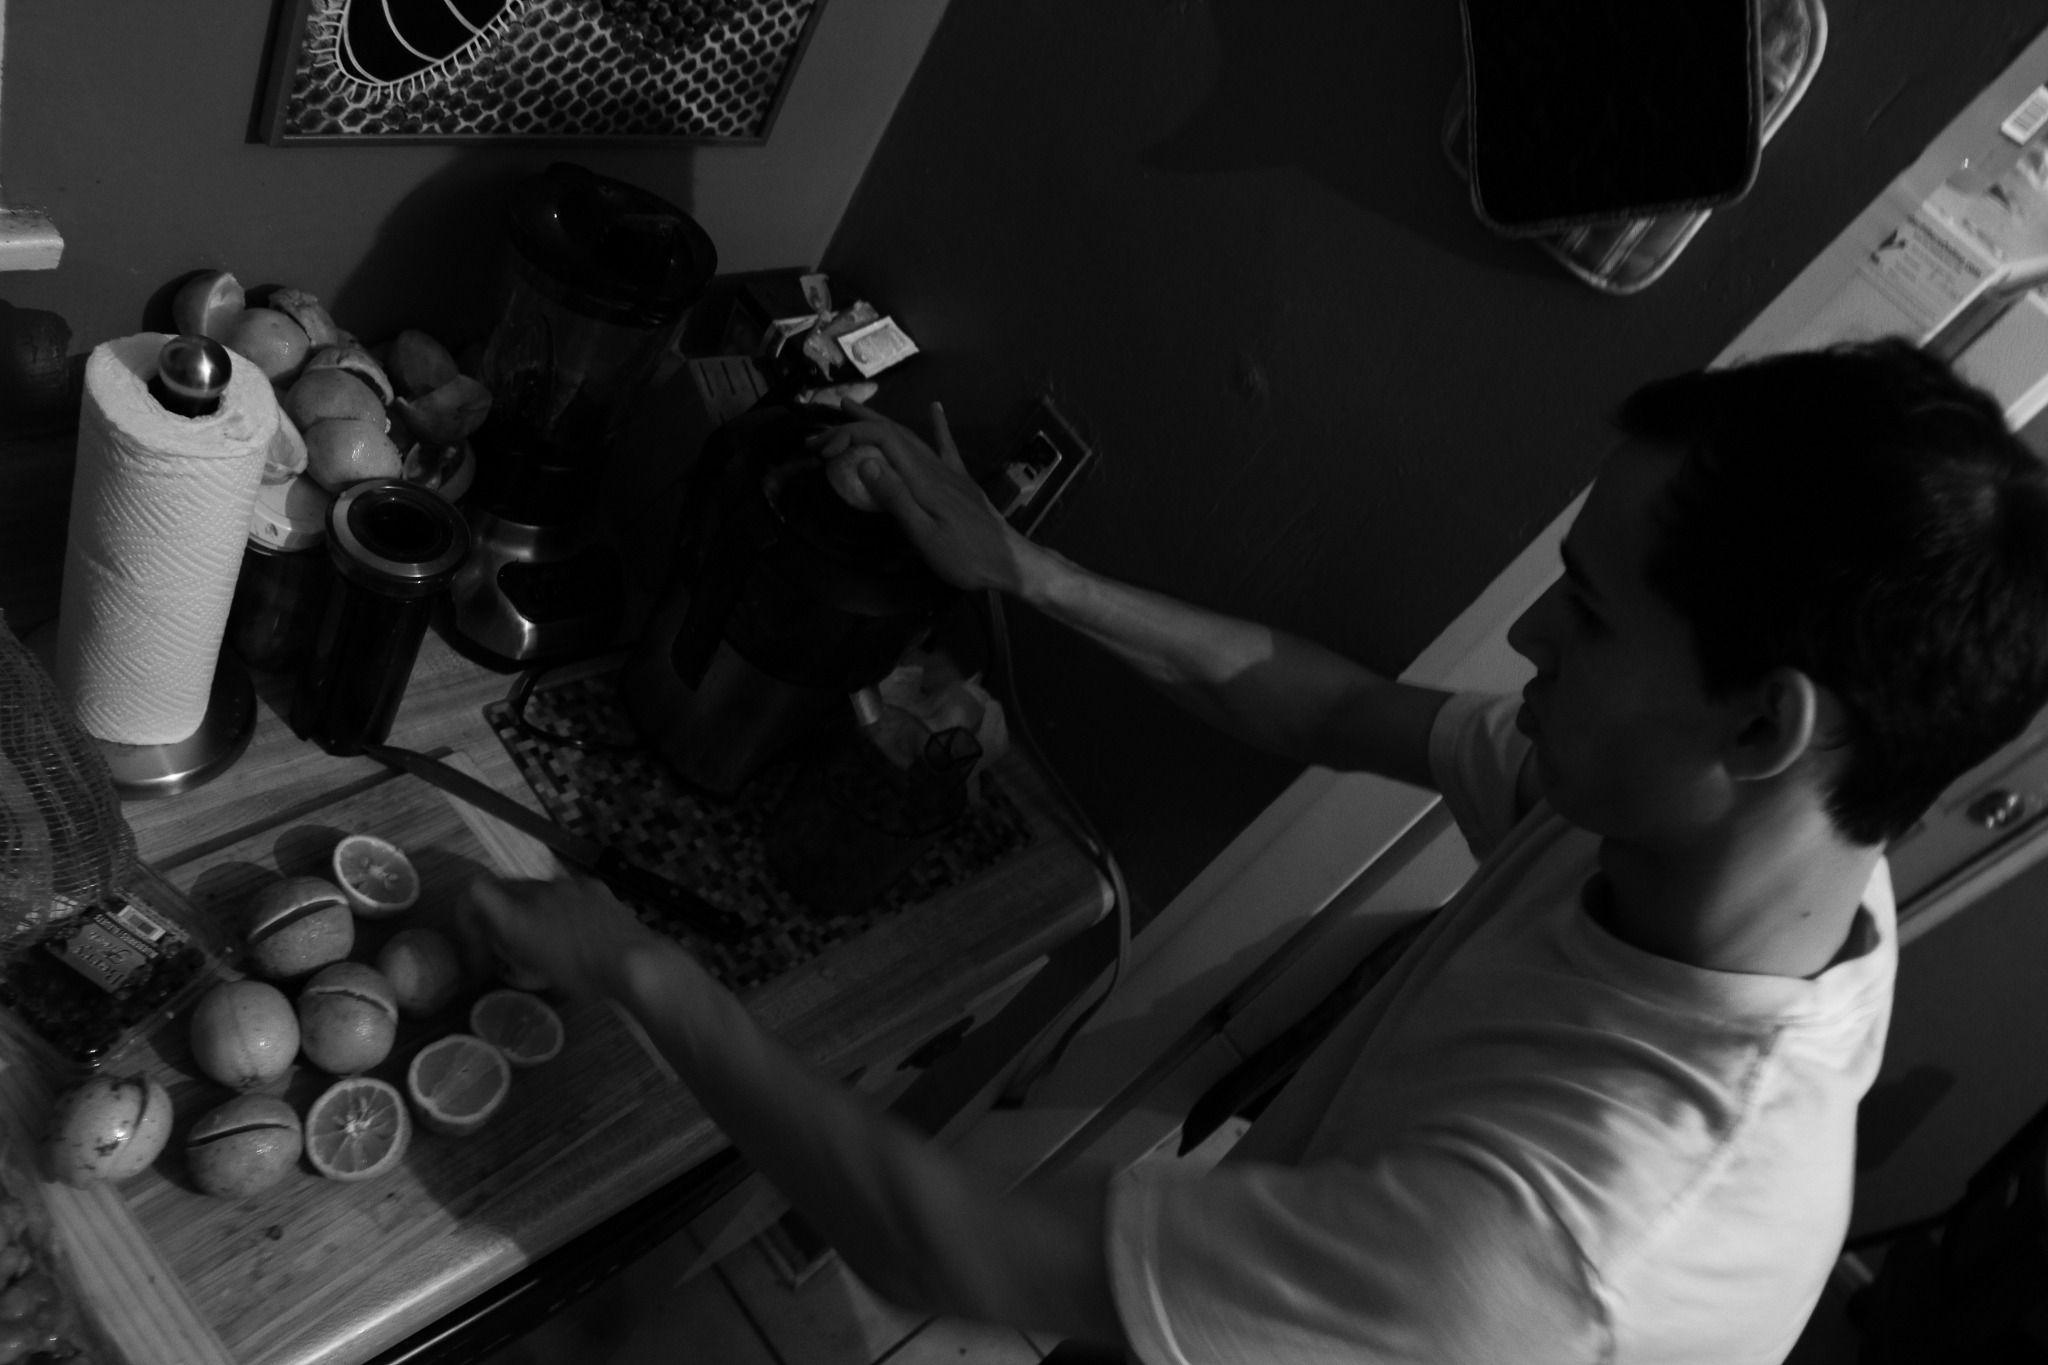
[[259, 0, 829, 144]]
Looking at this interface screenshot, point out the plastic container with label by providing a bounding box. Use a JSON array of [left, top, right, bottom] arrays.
[[0, 864, 233, 1077]]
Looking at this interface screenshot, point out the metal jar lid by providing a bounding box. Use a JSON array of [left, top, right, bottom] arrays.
[[326, 479, 471, 598]]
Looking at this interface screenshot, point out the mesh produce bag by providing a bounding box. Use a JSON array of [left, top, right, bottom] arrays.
[[0, 612, 134, 957]]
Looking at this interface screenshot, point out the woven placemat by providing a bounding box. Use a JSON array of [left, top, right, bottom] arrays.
[[485, 670, 1033, 992]]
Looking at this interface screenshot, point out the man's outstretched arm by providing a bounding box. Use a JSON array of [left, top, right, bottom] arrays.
[[462, 876, 1128, 1346], [814, 402, 1451, 788]]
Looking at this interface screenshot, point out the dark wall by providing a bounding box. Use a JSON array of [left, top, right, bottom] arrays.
[[823, 0, 2048, 925]]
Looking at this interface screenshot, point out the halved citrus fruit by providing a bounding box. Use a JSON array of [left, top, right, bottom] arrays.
[[304, 1076, 411, 1182], [469, 990, 564, 1068], [331, 834, 419, 917], [406, 1034, 510, 1137]]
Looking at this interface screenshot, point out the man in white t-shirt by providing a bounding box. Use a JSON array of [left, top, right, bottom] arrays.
[[462, 340, 2048, 1362]]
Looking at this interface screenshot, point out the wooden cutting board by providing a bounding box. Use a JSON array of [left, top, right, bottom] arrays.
[[36, 763, 708, 1365]]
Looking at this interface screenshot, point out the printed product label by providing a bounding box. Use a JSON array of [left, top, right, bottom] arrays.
[[46, 895, 185, 996], [1862, 211, 2001, 335], [2004, 85, 2048, 146]]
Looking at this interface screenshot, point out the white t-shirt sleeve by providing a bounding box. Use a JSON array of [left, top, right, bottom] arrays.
[[1107, 1146, 1601, 1365], [1427, 692, 1535, 860]]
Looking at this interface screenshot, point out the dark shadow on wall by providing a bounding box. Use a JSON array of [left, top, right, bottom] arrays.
[[329, 153, 540, 353], [1858, 1065, 1958, 1171], [328, 146, 705, 354], [1138, 0, 1549, 280]]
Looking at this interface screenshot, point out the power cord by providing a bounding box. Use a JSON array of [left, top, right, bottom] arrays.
[[506, 659, 641, 754], [980, 588, 1132, 1104]]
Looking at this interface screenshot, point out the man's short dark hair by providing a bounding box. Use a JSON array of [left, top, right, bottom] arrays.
[[1620, 338, 2048, 846]]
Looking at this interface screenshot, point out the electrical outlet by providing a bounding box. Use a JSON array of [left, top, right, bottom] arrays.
[[980, 395, 1096, 539]]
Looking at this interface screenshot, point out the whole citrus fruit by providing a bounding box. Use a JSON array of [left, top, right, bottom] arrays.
[[385, 329, 458, 398], [189, 979, 300, 1090], [45, 1074, 173, 1185], [296, 962, 400, 1075], [376, 927, 463, 1017], [269, 288, 344, 349], [170, 270, 245, 344], [285, 369, 387, 432], [244, 876, 354, 980], [303, 418, 403, 492], [223, 306, 311, 383], [303, 341, 393, 404], [185, 1094, 302, 1199]]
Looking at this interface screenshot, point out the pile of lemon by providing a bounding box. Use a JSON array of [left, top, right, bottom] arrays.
[[44, 835, 563, 1200], [169, 269, 490, 499]]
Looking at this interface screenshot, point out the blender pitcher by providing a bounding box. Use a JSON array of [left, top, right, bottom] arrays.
[[450, 162, 717, 665]]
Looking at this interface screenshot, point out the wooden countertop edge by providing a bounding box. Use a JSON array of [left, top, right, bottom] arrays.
[[260, 1122, 731, 1365], [45, 1179, 237, 1365]]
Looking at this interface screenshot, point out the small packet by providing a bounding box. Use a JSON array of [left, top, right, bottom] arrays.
[[836, 316, 920, 378], [801, 300, 881, 378]]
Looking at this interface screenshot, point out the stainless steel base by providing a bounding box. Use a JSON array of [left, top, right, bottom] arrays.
[[99, 653, 257, 798], [25, 625, 257, 799], [448, 511, 623, 665]]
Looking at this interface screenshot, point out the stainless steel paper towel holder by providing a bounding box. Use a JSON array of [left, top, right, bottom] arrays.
[[24, 624, 256, 799]]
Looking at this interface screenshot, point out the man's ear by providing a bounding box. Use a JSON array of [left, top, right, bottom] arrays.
[[1725, 667, 1823, 782]]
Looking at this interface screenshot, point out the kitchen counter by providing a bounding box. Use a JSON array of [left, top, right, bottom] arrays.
[[15, 629, 1111, 1365]]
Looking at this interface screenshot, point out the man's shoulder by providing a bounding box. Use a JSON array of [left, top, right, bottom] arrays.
[[1351, 898, 1882, 1270]]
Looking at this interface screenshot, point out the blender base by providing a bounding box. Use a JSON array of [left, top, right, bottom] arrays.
[[25, 625, 257, 798], [449, 510, 626, 665]]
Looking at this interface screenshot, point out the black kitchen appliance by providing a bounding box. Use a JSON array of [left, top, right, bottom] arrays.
[[620, 405, 956, 795], [450, 162, 717, 665]]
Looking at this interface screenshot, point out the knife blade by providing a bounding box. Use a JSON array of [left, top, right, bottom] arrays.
[[361, 742, 740, 942]]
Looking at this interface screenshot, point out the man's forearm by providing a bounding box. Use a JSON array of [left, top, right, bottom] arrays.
[[609, 938, 1122, 1341], [1015, 546, 1445, 785]]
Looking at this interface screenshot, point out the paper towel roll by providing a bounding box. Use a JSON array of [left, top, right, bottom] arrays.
[[54, 333, 279, 745]]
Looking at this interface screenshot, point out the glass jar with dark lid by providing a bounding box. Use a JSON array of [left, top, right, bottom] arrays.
[[227, 478, 333, 674], [290, 480, 471, 754]]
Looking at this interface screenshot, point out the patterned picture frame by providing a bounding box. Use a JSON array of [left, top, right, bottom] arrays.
[[259, 0, 829, 145]]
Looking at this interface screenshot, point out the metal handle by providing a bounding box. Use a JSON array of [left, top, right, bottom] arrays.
[[153, 335, 231, 417], [1966, 788, 2028, 831]]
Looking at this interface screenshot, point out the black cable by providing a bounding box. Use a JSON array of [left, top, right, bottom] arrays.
[[506, 661, 639, 754], [979, 589, 1132, 1102]]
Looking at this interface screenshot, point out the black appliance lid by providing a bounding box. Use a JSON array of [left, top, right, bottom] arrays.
[[505, 162, 718, 326]]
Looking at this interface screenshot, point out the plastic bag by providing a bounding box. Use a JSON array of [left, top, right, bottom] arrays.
[[0, 614, 134, 958], [0, 1077, 121, 1362]]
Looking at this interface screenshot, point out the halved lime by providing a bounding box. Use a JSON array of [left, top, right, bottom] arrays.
[[331, 834, 419, 917], [406, 1034, 510, 1137], [305, 1076, 411, 1182], [469, 990, 565, 1068]]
